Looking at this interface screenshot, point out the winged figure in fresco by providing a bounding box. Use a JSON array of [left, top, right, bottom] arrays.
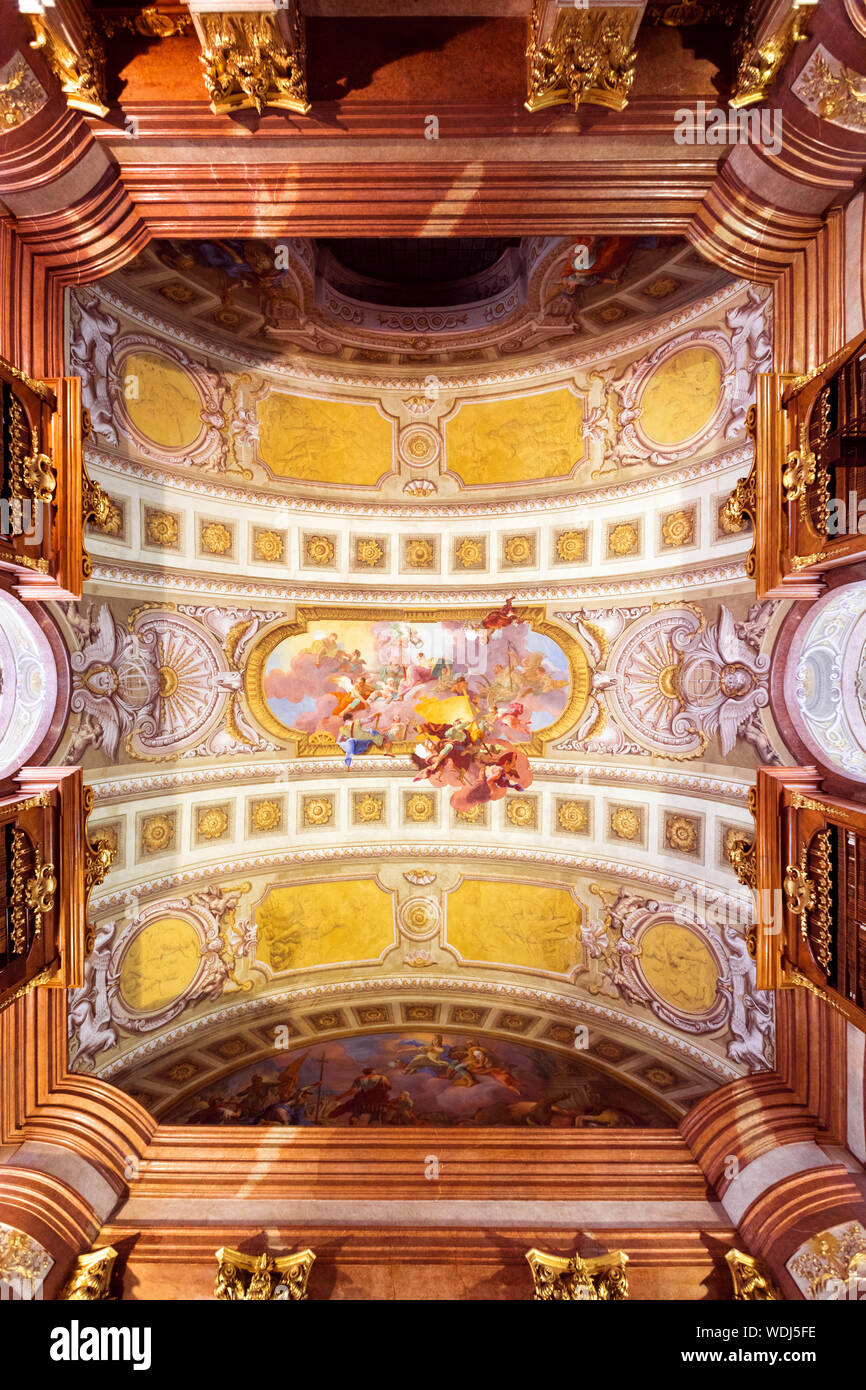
[[263, 601, 569, 808], [677, 606, 771, 756], [63, 602, 161, 761]]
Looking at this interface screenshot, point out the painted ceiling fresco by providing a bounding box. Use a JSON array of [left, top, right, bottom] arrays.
[[107, 234, 724, 367], [165, 1033, 676, 1129], [57, 236, 789, 1126]]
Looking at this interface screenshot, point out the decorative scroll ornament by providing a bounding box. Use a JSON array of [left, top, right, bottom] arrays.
[[791, 550, 828, 571], [9, 828, 29, 955], [788, 1222, 866, 1299], [783, 848, 815, 921], [804, 830, 832, 973], [782, 424, 817, 515], [26, 0, 109, 117], [726, 1248, 781, 1300], [214, 1247, 315, 1300], [525, 1, 643, 114], [526, 1245, 629, 1300], [24, 857, 56, 939], [731, 1, 816, 108], [787, 968, 845, 1015], [193, 5, 310, 116], [60, 1246, 118, 1301]]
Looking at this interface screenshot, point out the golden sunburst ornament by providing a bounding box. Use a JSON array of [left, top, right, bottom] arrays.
[[254, 529, 284, 561], [662, 510, 694, 547], [556, 530, 586, 562], [558, 800, 588, 832], [404, 538, 435, 569]]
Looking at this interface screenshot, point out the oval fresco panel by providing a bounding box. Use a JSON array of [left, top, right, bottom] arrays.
[[637, 921, 719, 1016], [638, 345, 722, 446], [118, 916, 201, 1013], [120, 350, 204, 451]]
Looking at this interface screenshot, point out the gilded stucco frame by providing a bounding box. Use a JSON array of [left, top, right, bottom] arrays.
[[243, 603, 592, 754]]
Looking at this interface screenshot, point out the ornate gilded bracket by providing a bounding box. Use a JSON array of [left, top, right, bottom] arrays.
[[81, 454, 113, 579], [26, 0, 109, 118], [60, 1246, 118, 1300], [731, 1, 817, 109], [525, 1, 645, 114], [214, 1246, 316, 1300], [525, 1245, 629, 1299], [189, 1, 310, 116], [725, 1248, 780, 1300], [83, 785, 116, 953], [728, 832, 757, 892]]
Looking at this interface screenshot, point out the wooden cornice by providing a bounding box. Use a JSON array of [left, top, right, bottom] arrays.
[[130, 1127, 714, 1204]]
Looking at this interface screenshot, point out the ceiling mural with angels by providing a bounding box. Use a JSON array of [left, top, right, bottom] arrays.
[[54, 234, 790, 1127]]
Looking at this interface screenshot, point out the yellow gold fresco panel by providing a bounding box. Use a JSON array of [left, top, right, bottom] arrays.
[[256, 392, 393, 485], [639, 921, 718, 1014], [256, 879, 394, 972], [445, 388, 584, 485], [118, 916, 201, 1013], [120, 351, 204, 450], [447, 880, 583, 975], [639, 347, 722, 445]]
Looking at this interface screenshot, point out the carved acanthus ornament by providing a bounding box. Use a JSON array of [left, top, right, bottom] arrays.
[[214, 1247, 316, 1300], [721, 463, 756, 537], [7, 397, 56, 506], [26, 0, 109, 118], [60, 1247, 118, 1300], [728, 832, 757, 891], [189, 2, 310, 115], [731, 1, 817, 109], [525, 1, 644, 113], [725, 1248, 781, 1300], [526, 1245, 629, 1299]]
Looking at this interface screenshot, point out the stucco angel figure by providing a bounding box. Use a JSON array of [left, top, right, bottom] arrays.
[[68, 921, 117, 1070], [725, 286, 772, 439], [575, 919, 620, 999], [64, 602, 161, 761], [720, 924, 774, 1071]]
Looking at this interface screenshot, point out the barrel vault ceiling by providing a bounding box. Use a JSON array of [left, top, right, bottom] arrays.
[[58, 232, 786, 1127]]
